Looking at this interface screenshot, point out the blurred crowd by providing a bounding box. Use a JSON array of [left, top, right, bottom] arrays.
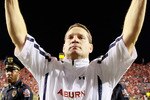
[[120, 62, 150, 99]]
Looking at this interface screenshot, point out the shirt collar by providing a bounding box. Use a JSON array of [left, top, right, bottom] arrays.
[[63, 58, 90, 68]]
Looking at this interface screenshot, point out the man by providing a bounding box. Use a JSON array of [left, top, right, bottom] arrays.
[[1, 56, 33, 100], [4, 0, 147, 99], [111, 83, 129, 100]]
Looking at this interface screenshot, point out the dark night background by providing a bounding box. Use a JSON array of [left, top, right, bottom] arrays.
[[0, 0, 150, 64]]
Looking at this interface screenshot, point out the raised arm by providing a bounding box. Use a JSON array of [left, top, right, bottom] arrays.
[[5, 0, 27, 52], [122, 0, 147, 54]]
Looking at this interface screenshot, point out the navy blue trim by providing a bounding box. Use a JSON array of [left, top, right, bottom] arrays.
[[97, 36, 122, 64], [97, 76, 102, 100], [97, 53, 108, 64], [26, 37, 34, 42], [26, 36, 51, 62], [43, 73, 49, 100], [109, 35, 122, 49]]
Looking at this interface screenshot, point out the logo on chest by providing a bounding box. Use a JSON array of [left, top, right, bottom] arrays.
[[12, 90, 17, 97]]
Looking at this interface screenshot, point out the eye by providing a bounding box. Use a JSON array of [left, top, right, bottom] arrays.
[[78, 35, 85, 40], [6, 70, 13, 72], [67, 35, 73, 40], [69, 35, 73, 39]]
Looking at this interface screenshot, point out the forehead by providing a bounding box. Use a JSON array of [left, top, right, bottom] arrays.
[[5, 68, 19, 72], [66, 27, 88, 37]]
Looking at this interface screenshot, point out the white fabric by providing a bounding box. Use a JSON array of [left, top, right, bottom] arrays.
[[15, 34, 137, 100]]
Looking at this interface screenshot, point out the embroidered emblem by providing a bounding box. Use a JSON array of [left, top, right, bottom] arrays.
[[12, 90, 17, 97], [8, 57, 13, 63], [23, 89, 30, 97], [79, 76, 85, 80]]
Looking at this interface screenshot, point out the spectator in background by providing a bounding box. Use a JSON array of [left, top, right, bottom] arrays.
[[111, 83, 129, 100], [1, 56, 33, 100]]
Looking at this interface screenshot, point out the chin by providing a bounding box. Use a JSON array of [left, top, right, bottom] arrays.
[[70, 51, 78, 55]]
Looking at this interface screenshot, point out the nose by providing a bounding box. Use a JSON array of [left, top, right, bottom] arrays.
[[72, 36, 79, 42]]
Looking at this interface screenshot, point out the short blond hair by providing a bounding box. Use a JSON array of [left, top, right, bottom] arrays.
[[65, 23, 92, 44]]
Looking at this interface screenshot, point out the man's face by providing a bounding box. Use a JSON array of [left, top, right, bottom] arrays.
[[5, 68, 20, 84], [63, 27, 93, 59]]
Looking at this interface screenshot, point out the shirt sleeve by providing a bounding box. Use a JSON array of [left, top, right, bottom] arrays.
[[23, 88, 33, 100], [14, 34, 58, 83], [22, 84, 33, 100], [95, 36, 137, 87]]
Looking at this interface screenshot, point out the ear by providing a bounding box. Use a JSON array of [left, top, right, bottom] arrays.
[[89, 44, 93, 53], [18, 71, 20, 75], [62, 44, 65, 53]]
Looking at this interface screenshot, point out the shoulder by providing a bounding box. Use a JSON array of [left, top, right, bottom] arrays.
[[17, 81, 33, 94], [1, 84, 9, 92], [21, 83, 32, 92], [21, 83, 33, 97]]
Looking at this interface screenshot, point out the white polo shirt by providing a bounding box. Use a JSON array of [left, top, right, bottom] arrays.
[[15, 34, 137, 100]]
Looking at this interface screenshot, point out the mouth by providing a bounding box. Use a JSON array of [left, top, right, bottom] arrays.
[[69, 43, 81, 49], [69, 46, 81, 51]]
